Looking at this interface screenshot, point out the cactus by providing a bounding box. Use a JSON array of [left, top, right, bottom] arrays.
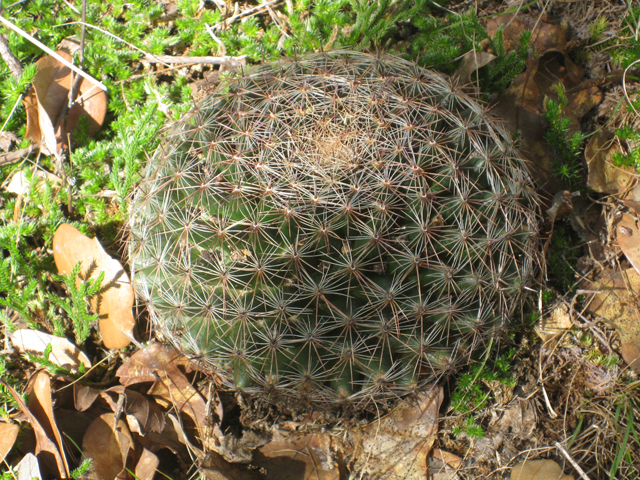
[[127, 51, 540, 410]]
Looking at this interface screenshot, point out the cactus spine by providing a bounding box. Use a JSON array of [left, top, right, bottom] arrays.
[[128, 51, 540, 409]]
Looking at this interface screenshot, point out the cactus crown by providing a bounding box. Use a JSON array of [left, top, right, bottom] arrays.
[[128, 51, 539, 411]]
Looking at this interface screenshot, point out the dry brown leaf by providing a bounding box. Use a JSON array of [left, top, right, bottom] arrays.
[[349, 388, 443, 480], [620, 343, 640, 374], [73, 384, 101, 412], [0, 379, 68, 478], [135, 448, 159, 480], [116, 342, 218, 436], [138, 413, 202, 462], [453, 51, 496, 86], [546, 191, 575, 223], [254, 433, 341, 480], [10, 329, 91, 373], [25, 370, 70, 477], [24, 52, 70, 155], [17, 453, 42, 480], [535, 303, 573, 343], [0, 421, 20, 463], [430, 449, 463, 469], [52, 223, 135, 349], [486, 14, 566, 54], [82, 413, 133, 480], [617, 214, 640, 275], [510, 459, 574, 480], [586, 129, 634, 194], [101, 386, 165, 435], [24, 50, 106, 156], [584, 267, 640, 373]]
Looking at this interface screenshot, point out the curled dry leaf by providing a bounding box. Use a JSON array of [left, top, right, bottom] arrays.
[[10, 329, 91, 373], [0, 421, 20, 462], [117, 342, 221, 440], [546, 191, 575, 224], [350, 388, 443, 480], [138, 413, 202, 462], [24, 50, 106, 156], [101, 386, 165, 435], [52, 223, 135, 349], [0, 379, 68, 478], [82, 413, 133, 480], [25, 370, 70, 476], [510, 459, 574, 480], [453, 50, 496, 86]]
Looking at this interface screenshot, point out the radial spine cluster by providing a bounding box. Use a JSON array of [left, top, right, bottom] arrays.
[[128, 51, 540, 408]]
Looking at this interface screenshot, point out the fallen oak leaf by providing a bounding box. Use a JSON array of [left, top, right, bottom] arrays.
[[0, 379, 69, 478], [510, 459, 574, 480], [101, 386, 165, 435], [350, 387, 443, 480], [25, 370, 70, 477], [24, 51, 70, 156], [24, 50, 106, 157], [254, 433, 342, 480], [135, 448, 160, 480], [617, 213, 640, 275], [116, 343, 221, 441], [73, 384, 101, 412], [10, 329, 91, 374], [52, 223, 136, 349], [82, 413, 133, 480], [0, 421, 20, 463]]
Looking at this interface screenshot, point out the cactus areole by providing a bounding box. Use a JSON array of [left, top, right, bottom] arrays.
[[128, 51, 540, 410]]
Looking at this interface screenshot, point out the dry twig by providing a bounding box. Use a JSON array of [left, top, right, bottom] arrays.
[[0, 32, 21, 78]]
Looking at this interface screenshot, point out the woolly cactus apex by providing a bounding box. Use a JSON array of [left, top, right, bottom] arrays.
[[128, 51, 540, 410]]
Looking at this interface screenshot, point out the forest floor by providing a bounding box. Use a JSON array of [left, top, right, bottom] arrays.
[[0, 0, 639, 479]]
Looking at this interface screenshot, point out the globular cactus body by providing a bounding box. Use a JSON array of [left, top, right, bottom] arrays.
[[128, 51, 539, 409]]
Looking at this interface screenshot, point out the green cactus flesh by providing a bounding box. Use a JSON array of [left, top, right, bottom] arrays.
[[128, 51, 539, 408]]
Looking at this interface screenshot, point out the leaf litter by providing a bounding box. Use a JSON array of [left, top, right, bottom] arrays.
[[2, 3, 640, 479]]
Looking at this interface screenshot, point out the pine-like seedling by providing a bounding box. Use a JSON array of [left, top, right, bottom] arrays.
[[128, 51, 540, 410]]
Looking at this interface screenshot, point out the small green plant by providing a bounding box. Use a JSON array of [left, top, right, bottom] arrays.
[[24, 343, 86, 378], [613, 123, 640, 171], [450, 347, 518, 438], [547, 225, 581, 292], [544, 84, 586, 190], [49, 262, 105, 345], [71, 458, 93, 479]]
